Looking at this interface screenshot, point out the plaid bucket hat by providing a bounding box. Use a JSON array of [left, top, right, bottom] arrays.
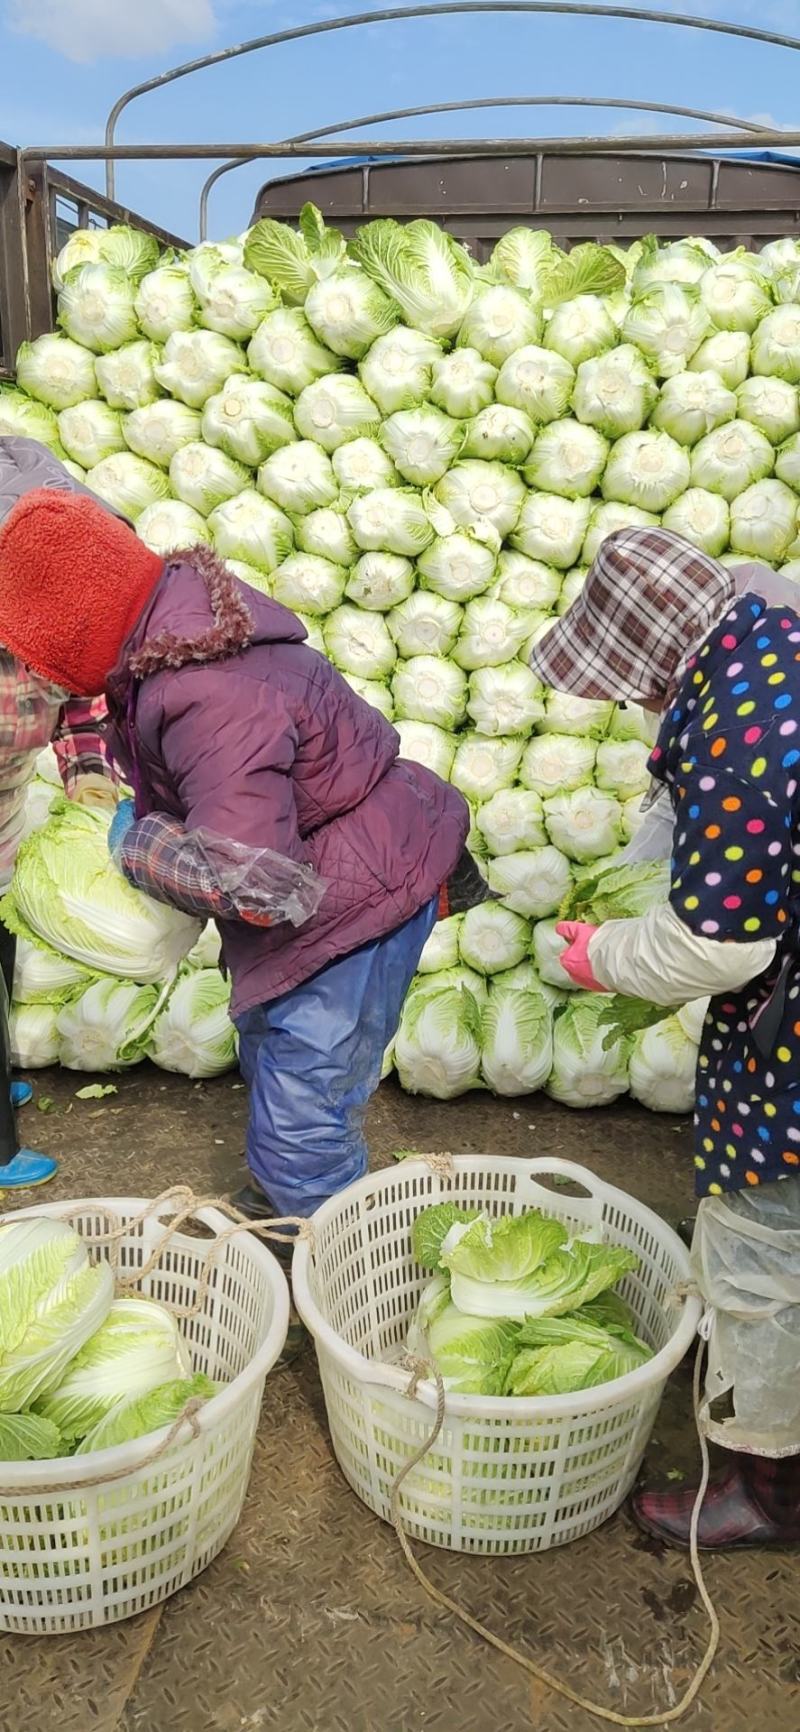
[[530, 527, 735, 703]]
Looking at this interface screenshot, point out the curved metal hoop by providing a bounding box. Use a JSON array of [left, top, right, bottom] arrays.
[[103, 3, 800, 201], [197, 95, 768, 241]]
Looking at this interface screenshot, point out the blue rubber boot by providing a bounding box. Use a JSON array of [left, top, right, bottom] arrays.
[[0, 1150, 58, 1190], [0, 933, 56, 1191]]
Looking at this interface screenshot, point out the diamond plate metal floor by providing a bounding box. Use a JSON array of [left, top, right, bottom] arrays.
[[0, 1069, 796, 1732]]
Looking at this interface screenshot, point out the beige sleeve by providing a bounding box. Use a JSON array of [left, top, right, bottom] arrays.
[[587, 902, 776, 1006]]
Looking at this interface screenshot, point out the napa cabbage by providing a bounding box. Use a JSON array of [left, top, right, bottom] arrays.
[[56, 979, 161, 1071], [149, 970, 235, 1078], [16, 333, 98, 411], [0, 1218, 114, 1412], [481, 986, 553, 1097], [202, 376, 297, 466], [155, 330, 247, 408], [459, 902, 531, 975], [353, 219, 474, 339], [441, 1211, 636, 1320], [35, 1297, 190, 1447], [2, 800, 199, 983], [394, 983, 483, 1099]]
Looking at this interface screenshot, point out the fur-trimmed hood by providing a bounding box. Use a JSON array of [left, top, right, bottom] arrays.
[[107, 543, 307, 701]]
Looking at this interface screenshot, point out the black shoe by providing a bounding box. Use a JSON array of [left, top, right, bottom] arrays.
[[232, 1180, 279, 1221], [677, 1216, 696, 1249], [231, 1180, 307, 1362], [231, 1182, 297, 1274]]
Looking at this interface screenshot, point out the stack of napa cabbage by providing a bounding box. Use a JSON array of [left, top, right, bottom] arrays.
[[3, 215, 773, 1102]]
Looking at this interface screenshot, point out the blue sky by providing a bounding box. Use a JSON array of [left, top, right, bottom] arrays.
[[1, 0, 799, 243]]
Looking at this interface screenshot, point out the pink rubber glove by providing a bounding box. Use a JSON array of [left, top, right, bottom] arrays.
[[555, 921, 608, 992]]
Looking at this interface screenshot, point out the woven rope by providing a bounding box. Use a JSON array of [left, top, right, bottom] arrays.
[[389, 1343, 719, 1728]]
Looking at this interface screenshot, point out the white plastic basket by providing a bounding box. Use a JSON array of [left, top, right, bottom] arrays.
[[0, 1195, 290, 1634], [293, 1156, 702, 1556]]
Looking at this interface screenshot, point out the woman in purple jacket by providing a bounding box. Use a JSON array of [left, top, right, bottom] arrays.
[[0, 489, 474, 1224]]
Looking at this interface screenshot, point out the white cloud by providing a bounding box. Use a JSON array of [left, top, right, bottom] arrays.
[[7, 0, 217, 64], [743, 112, 800, 132]]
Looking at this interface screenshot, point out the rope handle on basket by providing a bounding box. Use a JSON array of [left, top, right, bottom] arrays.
[[419, 1151, 456, 1178], [0, 1396, 208, 1498], [391, 1344, 720, 1729], [40, 1187, 314, 1320]]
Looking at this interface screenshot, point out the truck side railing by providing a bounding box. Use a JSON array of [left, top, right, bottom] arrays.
[[196, 97, 769, 242], [0, 150, 186, 378]]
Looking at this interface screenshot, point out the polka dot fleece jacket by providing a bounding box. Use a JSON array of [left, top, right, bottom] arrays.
[[644, 593, 800, 1197]]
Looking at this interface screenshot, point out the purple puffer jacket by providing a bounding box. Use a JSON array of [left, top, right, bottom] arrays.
[[106, 549, 469, 1017]]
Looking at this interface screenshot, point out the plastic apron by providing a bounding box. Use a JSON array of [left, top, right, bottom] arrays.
[[692, 1185, 800, 1457]]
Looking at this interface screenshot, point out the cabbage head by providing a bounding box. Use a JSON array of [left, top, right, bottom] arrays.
[[137, 500, 212, 557], [628, 1015, 698, 1114], [87, 452, 172, 520], [414, 1300, 519, 1394], [353, 220, 474, 340], [441, 1210, 636, 1320], [459, 902, 531, 975], [58, 264, 139, 354], [429, 347, 497, 418], [149, 970, 236, 1078], [394, 983, 483, 1099], [547, 995, 631, 1108], [95, 341, 162, 412], [77, 1372, 216, 1455], [16, 333, 98, 411], [202, 376, 297, 466], [35, 1296, 190, 1447], [169, 442, 250, 517], [458, 285, 542, 367], [56, 979, 161, 1071], [248, 307, 343, 395], [0, 1218, 114, 1412], [10, 1001, 61, 1069], [2, 799, 199, 982]]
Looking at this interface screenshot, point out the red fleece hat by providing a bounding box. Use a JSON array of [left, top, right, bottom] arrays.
[[0, 489, 163, 696]]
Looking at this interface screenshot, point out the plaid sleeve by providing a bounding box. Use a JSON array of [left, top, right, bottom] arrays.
[[52, 697, 118, 794], [119, 814, 228, 921]]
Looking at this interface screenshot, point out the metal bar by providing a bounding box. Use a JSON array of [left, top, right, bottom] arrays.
[[533, 150, 543, 214], [23, 131, 800, 163], [23, 164, 60, 340], [102, 3, 800, 200], [0, 153, 30, 370], [44, 167, 187, 249], [198, 95, 768, 241]]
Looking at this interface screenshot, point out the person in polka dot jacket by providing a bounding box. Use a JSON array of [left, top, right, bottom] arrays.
[[531, 526, 800, 1552]]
